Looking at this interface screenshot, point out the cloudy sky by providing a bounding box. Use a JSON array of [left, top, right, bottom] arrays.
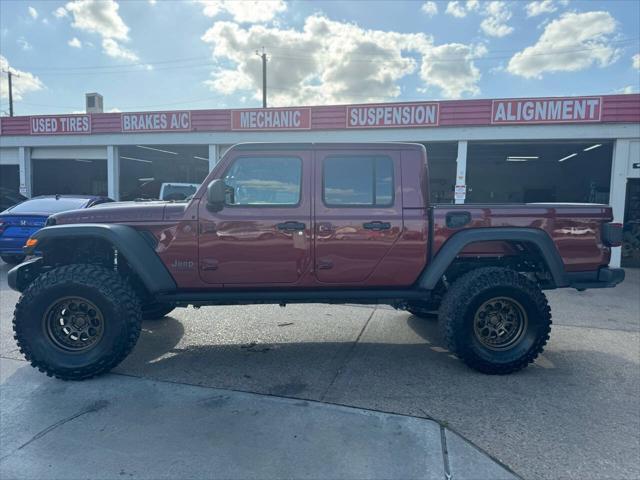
[[0, 0, 638, 116]]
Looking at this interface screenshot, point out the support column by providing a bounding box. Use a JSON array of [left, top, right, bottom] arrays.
[[107, 146, 120, 201], [18, 147, 32, 198], [609, 139, 629, 268], [208, 144, 219, 171], [455, 140, 468, 205]]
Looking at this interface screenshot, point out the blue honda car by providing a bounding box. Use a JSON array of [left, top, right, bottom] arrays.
[[0, 195, 113, 265]]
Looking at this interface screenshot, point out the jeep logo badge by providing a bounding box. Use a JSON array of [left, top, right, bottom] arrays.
[[171, 259, 194, 270]]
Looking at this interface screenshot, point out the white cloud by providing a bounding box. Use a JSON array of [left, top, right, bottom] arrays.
[[63, 1, 139, 62], [101, 38, 138, 61], [68, 37, 82, 48], [466, 0, 479, 11], [419, 43, 487, 98], [507, 11, 619, 78], [28, 6, 38, 19], [616, 86, 636, 94], [633, 53, 640, 70], [108, 107, 121, 112], [17, 37, 33, 51], [198, 0, 286, 23], [0, 55, 45, 101], [421, 1, 438, 17], [201, 15, 485, 104], [445, 1, 467, 18], [65, 0, 129, 39], [53, 6, 68, 18], [148, 0, 157, 4], [480, 1, 513, 37], [526, 0, 557, 17]]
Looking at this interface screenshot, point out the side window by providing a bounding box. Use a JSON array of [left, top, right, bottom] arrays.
[[223, 156, 302, 206], [323, 156, 394, 207]]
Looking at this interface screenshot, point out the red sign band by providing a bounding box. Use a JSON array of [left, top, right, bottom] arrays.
[[347, 103, 439, 128], [231, 108, 311, 130], [491, 97, 602, 124], [30, 115, 91, 135]]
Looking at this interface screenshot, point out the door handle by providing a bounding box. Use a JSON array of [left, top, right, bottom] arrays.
[[277, 221, 306, 231], [363, 221, 391, 231]]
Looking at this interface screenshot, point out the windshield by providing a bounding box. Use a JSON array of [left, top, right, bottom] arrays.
[[8, 197, 89, 214], [161, 185, 198, 201]]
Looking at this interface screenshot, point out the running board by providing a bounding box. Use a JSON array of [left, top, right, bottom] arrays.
[[158, 288, 429, 307]]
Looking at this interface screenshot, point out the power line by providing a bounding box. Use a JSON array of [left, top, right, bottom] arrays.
[[10, 36, 639, 76]]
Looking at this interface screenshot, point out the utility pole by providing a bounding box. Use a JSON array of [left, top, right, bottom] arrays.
[[256, 48, 267, 108], [7, 71, 14, 117]]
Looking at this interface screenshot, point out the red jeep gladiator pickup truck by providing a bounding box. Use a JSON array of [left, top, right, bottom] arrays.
[[8, 143, 624, 380]]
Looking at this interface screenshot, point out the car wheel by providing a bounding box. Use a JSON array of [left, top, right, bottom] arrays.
[[142, 302, 176, 320], [1, 254, 26, 265], [438, 267, 551, 374], [13, 264, 142, 381]]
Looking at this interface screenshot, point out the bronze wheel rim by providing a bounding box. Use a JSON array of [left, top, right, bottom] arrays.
[[43, 296, 105, 352], [473, 297, 528, 351]]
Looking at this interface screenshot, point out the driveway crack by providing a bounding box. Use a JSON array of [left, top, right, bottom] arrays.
[[0, 400, 109, 461], [320, 307, 376, 402]]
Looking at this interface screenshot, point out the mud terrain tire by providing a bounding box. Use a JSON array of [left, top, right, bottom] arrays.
[[438, 267, 551, 374], [13, 264, 142, 380]]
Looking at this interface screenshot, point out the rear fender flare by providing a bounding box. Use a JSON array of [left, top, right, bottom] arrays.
[[417, 227, 568, 290], [24, 224, 176, 294]]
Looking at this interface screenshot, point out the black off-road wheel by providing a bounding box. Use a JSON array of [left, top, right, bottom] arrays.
[[142, 302, 176, 320], [438, 267, 551, 374], [1, 254, 26, 265], [13, 264, 142, 381]]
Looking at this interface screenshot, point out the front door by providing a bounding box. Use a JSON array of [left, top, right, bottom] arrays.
[[314, 149, 403, 284], [198, 151, 312, 285]]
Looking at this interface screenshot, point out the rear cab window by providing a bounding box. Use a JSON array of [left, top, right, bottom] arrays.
[[323, 155, 394, 207]]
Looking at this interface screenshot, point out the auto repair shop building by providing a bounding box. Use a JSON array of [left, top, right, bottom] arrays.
[[0, 93, 639, 267]]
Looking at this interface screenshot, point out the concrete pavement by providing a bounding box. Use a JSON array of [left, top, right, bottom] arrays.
[[0, 357, 516, 480], [1, 263, 639, 479]]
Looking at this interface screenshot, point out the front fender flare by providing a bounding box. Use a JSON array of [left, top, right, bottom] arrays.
[[24, 224, 176, 294], [417, 227, 568, 290]]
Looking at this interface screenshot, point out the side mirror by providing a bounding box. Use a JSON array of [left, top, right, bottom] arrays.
[[206, 179, 226, 211]]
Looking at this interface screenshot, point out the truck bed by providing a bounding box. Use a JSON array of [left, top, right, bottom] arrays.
[[431, 203, 613, 272]]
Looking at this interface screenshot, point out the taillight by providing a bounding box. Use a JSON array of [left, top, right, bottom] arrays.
[[0, 221, 5, 235], [602, 222, 623, 247]]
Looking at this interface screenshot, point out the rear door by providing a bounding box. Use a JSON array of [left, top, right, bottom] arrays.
[[314, 149, 403, 284], [198, 150, 312, 285]]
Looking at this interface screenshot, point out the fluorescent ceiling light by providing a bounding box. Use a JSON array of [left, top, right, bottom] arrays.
[[193, 155, 209, 161], [558, 153, 578, 162], [121, 156, 153, 164], [135, 145, 178, 155], [75, 159, 92, 163], [583, 144, 602, 151], [506, 158, 528, 162], [507, 156, 539, 159]]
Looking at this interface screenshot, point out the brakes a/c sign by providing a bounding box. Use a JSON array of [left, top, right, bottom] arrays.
[[121, 111, 191, 132], [347, 103, 439, 128], [231, 108, 311, 130], [492, 97, 602, 124], [30, 115, 91, 135]]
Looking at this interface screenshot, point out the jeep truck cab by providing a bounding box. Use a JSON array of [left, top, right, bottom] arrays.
[[9, 143, 624, 380]]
